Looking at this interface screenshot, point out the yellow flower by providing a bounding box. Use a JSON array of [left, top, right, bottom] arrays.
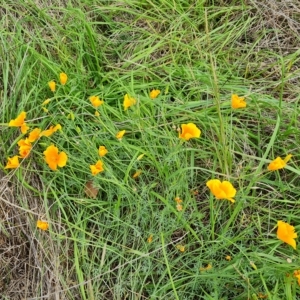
[[43, 144, 68, 171], [116, 130, 126, 140], [176, 244, 185, 252], [90, 160, 104, 175], [132, 170, 142, 178], [147, 234, 153, 243], [179, 123, 201, 141], [28, 128, 41, 143], [200, 263, 212, 272], [206, 179, 236, 203], [149, 89, 161, 99], [98, 146, 108, 157], [225, 255, 232, 261], [176, 204, 183, 211], [4, 156, 20, 169], [40, 124, 62, 137], [175, 197, 183, 204], [231, 94, 246, 109], [277, 220, 297, 250], [18, 138, 32, 158], [8, 111, 29, 134], [268, 154, 292, 171], [89, 96, 104, 108], [123, 94, 136, 111], [37, 220, 49, 231], [294, 270, 300, 286], [42, 99, 51, 105], [59, 72, 68, 85], [48, 80, 56, 92], [95, 110, 100, 116]]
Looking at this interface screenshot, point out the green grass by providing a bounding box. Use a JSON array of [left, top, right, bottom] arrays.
[[1, 0, 300, 299]]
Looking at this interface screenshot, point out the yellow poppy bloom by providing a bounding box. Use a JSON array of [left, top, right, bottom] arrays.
[[90, 160, 104, 175], [231, 94, 246, 109], [59, 72, 68, 85], [179, 123, 201, 141], [294, 270, 300, 285], [98, 146, 108, 157], [48, 80, 56, 92], [123, 94, 136, 111], [176, 204, 183, 211], [8, 111, 29, 134], [28, 128, 41, 143], [149, 89, 161, 99], [225, 255, 231, 261], [37, 220, 49, 230], [176, 244, 185, 252], [206, 179, 236, 203], [89, 96, 104, 108], [4, 156, 20, 169], [40, 124, 62, 137], [277, 220, 297, 250], [268, 154, 292, 171], [147, 234, 153, 243], [18, 138, 32, 158], [132, 170, 142, 178], [43, 145, 68, 171], [116, 130, 126, 140]]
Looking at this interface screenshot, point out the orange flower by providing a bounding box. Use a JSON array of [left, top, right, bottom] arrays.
[[8, 111, 29, 134], [98, 146, 108, 157], [231, 94, 246, 109], [176, 244, 185, 252], [90, 160, 104, 175], [206, 179, 236, 203], [147, 234, 153, 243], [149, 89, 161, 99], [294, 270, 300, 286], [175, 197, 183, 204], [89, 96, 104, 108], [4, 156, 20, 169], [132, 170, 142, 178], [59, 72, 68, 85], [277, 220, 297, 250], [18, 138, 32, 158], [37, 220, 49, 230], [176, 204, 183, 211], [179, 123, 201, 141], [200, 263, 212, 272], [268, 154, 292, 171], [28, 128, 41, 142], [43, 145, 68, 171], [48, 80, 56, 92], [123, 94, 136, 111], [116, 130, 126, 140], [40, 124, 62, 137]]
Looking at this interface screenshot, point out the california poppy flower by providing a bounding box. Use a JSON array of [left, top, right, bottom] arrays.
[[18, 138, 32, 158], [179, 123, 201, 141], [28, 128, 41, 142], [268, 154, 292, 171], [90, 160, 104, 175], [231, 94, 246, 109], [37, 220, 49, 230], [89, 96, 104, 108], [123, 94, 136, 111], [8, 111, 29, 134], [116, 130, 126, 140], [277, 220, 297, 250], [149, 89, 160, 99], [4, 156, 20, 169], [40, 124, 62, 137], [44, 144, 68, 171], [48, 81, 56, 92], [206, 179, 236, 203], [98, 146, 108, 157], [59, 72, 68, 85]]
